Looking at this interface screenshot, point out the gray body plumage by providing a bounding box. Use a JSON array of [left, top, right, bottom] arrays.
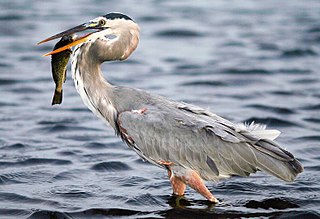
[[64, 14, 303, 185], [115, 88, 302, 182], [71, 41, 302, 183]]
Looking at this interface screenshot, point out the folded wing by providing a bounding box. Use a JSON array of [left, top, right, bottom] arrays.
[[117, 102, 303, 182]]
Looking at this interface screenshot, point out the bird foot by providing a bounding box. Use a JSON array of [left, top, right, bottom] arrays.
[[163, 164, 218, 203], [181, 169, 219, 203]]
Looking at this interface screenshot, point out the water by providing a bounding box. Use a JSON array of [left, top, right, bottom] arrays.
[[0, 0, 320, 218]]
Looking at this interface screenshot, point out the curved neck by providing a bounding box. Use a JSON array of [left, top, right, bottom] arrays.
[[71, 43, 118, 129]]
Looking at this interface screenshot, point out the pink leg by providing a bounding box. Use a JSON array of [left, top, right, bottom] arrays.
[[158, 160, 186, 196], [181, 170, 218, 203], [167, 170, 186, 196], [159, 160, 217, 203]]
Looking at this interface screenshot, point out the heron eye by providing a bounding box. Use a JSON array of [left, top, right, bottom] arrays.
[[99, 19, 106, 26]]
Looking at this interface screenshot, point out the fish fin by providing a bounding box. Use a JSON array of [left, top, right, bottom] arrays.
[[52, 89, 63, 105], [64, 69, 67, 83]]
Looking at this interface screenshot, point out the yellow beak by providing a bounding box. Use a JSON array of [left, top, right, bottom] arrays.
[[42, 33, 92, 56]]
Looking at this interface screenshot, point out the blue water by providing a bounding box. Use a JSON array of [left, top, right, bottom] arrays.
[[0, 0, 320, 218]]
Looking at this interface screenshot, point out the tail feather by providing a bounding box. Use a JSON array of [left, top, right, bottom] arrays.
[[252, 139, 303, 182], [289, 159, 304, 175], [253, 139, 294, 161], [52, 89, 63, 105], [255, 151, 303, 182], [241, 129, 303, 182]]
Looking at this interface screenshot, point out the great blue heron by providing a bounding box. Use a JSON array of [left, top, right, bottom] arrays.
[[38, 12, 303, 203]]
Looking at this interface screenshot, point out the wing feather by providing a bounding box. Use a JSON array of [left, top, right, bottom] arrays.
[[117, 102, 303, 182]]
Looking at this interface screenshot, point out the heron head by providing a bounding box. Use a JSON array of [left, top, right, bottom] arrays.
[[38, 12, 140, 61]]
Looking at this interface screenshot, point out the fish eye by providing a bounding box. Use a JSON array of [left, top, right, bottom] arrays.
[[99, 19, 106, 26]]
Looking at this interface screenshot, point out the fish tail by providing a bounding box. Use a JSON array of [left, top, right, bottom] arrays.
[[52, 89, 63, 105]]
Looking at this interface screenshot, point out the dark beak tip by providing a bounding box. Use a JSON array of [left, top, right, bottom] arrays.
[[37, 40, 46, 45], [37, 36, 58, 45], [37, 23, 88, 46]]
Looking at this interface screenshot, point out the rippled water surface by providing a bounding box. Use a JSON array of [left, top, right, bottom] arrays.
[[1, 0, 320, 218]]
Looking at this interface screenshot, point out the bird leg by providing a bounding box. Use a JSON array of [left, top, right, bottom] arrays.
[[181, 170, 218, 203], [167, 169, 186, 196], [158, 160, 217, 203], [158, 160, 186, 196]]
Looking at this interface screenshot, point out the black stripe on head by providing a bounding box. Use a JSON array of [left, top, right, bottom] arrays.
[[104, 12, 134, 21]]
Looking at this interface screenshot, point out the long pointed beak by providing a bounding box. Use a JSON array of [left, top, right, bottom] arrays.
[[42, 33, 93, 56], [38, 21, 102, 56], [37, 23, 88, 45]]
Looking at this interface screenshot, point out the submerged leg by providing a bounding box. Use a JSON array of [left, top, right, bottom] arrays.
[[159, 160, 217, 203], [181, 170, 218, 203]]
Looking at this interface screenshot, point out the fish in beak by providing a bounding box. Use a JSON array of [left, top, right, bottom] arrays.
[[50, 36, 73, 105], [38, 20, 107, 105], [38, 21, 105, 56]]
